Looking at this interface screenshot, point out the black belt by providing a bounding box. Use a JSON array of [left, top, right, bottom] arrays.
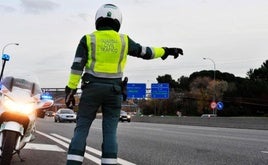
[[82, 73, 122, 86]]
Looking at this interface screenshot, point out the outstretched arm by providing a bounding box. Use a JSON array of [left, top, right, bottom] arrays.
[[127, 36, 183, 60]]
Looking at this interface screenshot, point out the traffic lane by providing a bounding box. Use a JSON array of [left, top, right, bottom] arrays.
[[11, 133, 99, 165], [11, 131, 68, 165], [10, 118, 99, 165], [35, 117, 76, 139], [75, 119, 268, 165], [115, 122, 268, 165], [32, 117, 135, 165], [35, 117, 268, 165]]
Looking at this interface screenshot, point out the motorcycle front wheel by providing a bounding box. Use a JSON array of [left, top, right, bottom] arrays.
[[0, 131, 19, 165]]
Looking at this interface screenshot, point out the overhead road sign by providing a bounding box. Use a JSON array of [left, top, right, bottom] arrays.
[[127, 83, 146, 99], [151, 83, 169, 99]]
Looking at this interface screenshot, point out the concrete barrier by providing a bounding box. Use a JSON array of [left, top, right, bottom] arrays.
[[131, 116, 268, 130]]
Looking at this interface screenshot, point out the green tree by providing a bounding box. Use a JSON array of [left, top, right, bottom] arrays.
[[188, 77, 210, 114], [142, 60, 268, 116], [247, 60, 268, 81], [177, 76, 190, 91], [156, 74, 179, 90]]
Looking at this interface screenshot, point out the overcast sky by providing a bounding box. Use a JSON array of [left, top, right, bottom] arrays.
[[0, 0, 267, 88]]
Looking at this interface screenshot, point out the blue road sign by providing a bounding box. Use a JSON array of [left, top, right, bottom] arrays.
[[217, 101, 224, 110], [151, 83, 169, 99], [127, 83, 146, 99]]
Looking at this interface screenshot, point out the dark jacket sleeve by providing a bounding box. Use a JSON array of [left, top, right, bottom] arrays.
[[127, 36, 165, 59], [70, 35, 88, 73], [67, 35, 88, 89]]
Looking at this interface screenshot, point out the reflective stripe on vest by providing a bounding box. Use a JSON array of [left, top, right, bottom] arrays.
[[85, 31, 128, 78]]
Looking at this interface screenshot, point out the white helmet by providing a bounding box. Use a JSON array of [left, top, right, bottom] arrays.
[[95, 4, 122, 31]]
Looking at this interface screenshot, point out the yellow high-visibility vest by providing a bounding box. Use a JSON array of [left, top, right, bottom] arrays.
[[67, 30, 165, 89], [85, 30, 128, 78]]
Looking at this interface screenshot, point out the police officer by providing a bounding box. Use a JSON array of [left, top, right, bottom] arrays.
[[65, 4, 183, 165]]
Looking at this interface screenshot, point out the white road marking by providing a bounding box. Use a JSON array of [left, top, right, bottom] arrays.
[[24, 143, 65, 152], [261, 151, 268, 154], [51, 133, 101, 155], [36, 131, 100, 164], [36, 131, 136, 165], [51, 133, 136, 165]]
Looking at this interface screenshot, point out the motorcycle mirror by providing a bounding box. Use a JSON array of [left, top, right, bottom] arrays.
[[37, 93, 54, 118], [37, 100, 54, 109], [38, 92, 54, 109], [39, 100, 54, 109]]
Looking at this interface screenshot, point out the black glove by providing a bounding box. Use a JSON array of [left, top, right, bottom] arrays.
[[65, 86, 77, 109], [161, 47, 183, 60], [121, 77, 128, 101]]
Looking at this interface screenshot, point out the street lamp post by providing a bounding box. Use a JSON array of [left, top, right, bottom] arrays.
[[1, 43, 19, 80], [203, 57, 216, 114]]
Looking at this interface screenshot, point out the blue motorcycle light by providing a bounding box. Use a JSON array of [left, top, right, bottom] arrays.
[[2, 54, 10, 61], [41, 92, 53, 100]]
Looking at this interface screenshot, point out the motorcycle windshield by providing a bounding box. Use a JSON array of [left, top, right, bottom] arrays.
[[0, 71, 42, 103]]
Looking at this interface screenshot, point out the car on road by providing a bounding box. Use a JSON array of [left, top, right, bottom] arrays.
[[54, 108, 76, 123], [46, 110, 55, 117], [119, 110, 131, 122]]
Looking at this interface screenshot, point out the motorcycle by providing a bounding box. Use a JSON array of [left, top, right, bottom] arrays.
[[0, 52, 54, 164]]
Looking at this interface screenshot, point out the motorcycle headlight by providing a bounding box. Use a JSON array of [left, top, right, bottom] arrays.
[[3, 97, 35, 115]]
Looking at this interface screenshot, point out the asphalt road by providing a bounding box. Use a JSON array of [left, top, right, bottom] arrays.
[[8, 117, 268, 165]]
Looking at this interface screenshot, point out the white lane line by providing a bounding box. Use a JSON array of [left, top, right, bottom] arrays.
[[36, 131, 100, 164], [51, 133, 101, 155], [261, 151, 268, 154], [51, 133, 136, 165], [24, 143, 65, 152]]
